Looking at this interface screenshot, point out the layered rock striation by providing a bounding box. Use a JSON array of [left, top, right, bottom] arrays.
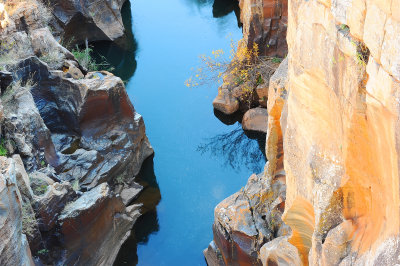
[[207, 0, 400, 265]]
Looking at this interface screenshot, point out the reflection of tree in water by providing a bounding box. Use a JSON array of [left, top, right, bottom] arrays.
[[113, 155, 161, 266], [198, 125, 266, 173]]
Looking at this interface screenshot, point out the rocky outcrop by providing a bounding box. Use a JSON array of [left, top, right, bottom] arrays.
[[205, 171, 289, 265], [48, 0, 128, 44], [239, 0, 288, 57], [59, 183, 136, 265], [210, 0, 400, 265], [0, 156, 34, 266], [0, 1, 155, 264], [283, 0, 400, 264]]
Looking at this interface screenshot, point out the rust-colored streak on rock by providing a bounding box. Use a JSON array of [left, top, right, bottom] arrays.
[[283, 196, 315, 265], [342, 88, 400, 253]]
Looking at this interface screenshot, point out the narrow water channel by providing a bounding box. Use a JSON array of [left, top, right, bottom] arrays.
[[93, 0, 266, 265]]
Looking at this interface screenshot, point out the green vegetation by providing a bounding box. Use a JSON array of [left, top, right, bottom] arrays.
[[186, 39, 280, 108], [34, 184, 48, 195], [271, 57, 283, 64], [37, 249, 49, 255], [115, 174, 126, 185], [0, 139, 8, 157], [72, 179, 80, 191], [72, 45, 114, 72]]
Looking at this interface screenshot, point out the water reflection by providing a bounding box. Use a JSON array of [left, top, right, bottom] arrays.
[[114, 155, 161, 266], [213, 0, 241, 27], [182, 0, 241, 25], [197, 125, 266, 173], [91, 1, 138, 82]]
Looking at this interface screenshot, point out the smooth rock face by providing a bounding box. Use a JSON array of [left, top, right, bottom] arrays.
[[242, 107, 268, 133], [0, 156, 34, 266], [259, 236, 301, 266], [59, 183, 135, 265], [49, 0, 127, 44]]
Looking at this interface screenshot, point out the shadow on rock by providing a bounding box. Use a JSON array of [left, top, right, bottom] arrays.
[[197, 125, 266, 173], [113, 155, 161, 266]]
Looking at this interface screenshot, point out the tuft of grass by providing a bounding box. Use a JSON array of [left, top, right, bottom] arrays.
[[72, 46, 114, 72], [37, 249, 49, 255], [0, 139, 8, 157], [271, 57, 283, 64], [72, 179, 80, 191]]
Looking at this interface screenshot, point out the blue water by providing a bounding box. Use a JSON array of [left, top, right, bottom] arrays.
[[96, 0, 266, 265]]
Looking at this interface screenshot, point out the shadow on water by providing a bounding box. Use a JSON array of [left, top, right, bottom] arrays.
[[183, 0, 241, 25], [197, 124, 266, 173], [114, 155, 161, 266], [91, 1, 138, 82], [212, 0, 241, 27]]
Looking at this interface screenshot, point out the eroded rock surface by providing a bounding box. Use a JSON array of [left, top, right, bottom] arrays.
[[0, 1, 155, 264], [49, 0, 128, 44], [59, 183, 135, 265], [0, 156, 34, 266], [209, 0, 400, 265], [239, 0, 288, 57]]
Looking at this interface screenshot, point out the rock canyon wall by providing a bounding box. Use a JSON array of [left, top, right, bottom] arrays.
[[207, 0, 400, 265], [0, 1, 156, 265]]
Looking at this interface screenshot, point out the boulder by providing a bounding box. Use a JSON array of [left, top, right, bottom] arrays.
[[0, 156, 34, 266], [59, 183, 135, 265], [49, 0, 127, 44], [213, 87, 239, 115], [242, 107, 269, 133]]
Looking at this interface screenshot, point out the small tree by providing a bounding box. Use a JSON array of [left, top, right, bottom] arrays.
[[186, 39, 281, 108]]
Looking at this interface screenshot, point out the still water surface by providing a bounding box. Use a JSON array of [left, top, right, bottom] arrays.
[[94, 0, 266, 265]]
